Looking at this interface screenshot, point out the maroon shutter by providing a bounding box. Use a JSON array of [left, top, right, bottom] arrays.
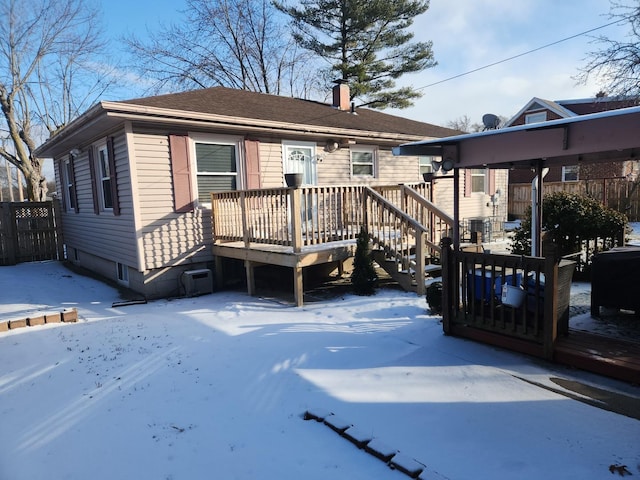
[[69, 155, 79, 213], [464, 169, 472, 197], [488, 170, 496, 195], [169, 134, 195, 212], [88, 147, 100, 214], [244, 139, 261, 189], [107, 137, 120, 216]]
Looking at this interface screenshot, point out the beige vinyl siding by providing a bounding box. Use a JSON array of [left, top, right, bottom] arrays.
[[432, 169, 509, 221], [317, 147, 421, 186], [132, 132, 213, 270], [56, 131, 138, 268], [252, 139, 283, 188]]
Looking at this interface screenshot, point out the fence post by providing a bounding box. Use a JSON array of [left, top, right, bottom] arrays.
[[441, 237, 453, 334], [2, 203, 18, 265]]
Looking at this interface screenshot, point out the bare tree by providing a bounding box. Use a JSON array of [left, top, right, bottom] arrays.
[[0, 0, 113, 201], [125, 0, 321, 97], [577, 1, 640, 100]]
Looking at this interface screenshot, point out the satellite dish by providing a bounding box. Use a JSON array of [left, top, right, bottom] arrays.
[[482, 113, 500, 130]]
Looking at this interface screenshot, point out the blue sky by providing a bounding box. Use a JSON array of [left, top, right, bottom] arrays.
[[102, 0, 630, 127]]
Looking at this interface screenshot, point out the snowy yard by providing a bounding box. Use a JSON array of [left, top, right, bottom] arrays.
[[0, 261, 639, 480]]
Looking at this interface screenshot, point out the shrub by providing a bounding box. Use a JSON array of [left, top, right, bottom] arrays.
[[351, 226, 378, 295], [510, 192, 627, 256]]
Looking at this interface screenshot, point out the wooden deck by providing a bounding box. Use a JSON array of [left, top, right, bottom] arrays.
[[555, 330, 640, 384]]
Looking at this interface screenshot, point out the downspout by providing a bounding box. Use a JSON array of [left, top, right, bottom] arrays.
[[531, 162, 549, 257]]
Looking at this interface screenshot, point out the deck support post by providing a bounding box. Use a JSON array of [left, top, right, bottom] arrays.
[[293, 265, 304, 307], [245, 260, 256, 296]]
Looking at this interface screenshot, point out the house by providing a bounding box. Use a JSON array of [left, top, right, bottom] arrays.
[[34, 84, 504, 300], [505, 96, 640, 184]]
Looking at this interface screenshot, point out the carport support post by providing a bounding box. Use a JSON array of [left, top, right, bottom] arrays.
[[440, 237, 453, 334], [542, 239, 560, 360]]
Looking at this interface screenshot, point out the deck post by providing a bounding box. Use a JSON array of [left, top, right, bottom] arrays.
[[240, 191, 250, 248], [290, 188, 302, 253], [542, 239, 560, 360], [293, 265, 304, 307], [415, 231, 426, 296], [245, 260, 256, 296], [440, 237, 453, 334]]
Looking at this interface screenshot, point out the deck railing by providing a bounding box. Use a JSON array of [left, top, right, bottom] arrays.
[[441, 238, 576, 359], [211, 186, 366, 251], [211, 184, 454, 295]]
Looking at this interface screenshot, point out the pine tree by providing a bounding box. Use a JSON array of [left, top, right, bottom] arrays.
[[351, 226, 378, 295], [275, 0, 436, 109]]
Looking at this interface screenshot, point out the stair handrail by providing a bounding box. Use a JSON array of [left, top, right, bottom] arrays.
[[400, 184, 455, 257], [363, 186, 429, 295]]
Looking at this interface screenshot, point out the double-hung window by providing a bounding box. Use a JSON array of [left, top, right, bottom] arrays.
[[351, 146, 376, 177], [63, 158, 76, 211], [470, 168, 488, 193], [562, 165, 579, 182], [97, 144, 113, 210], [194, 140, 239, 204]]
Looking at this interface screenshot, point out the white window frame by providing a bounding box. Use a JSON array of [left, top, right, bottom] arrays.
[[62, 157, 76, 211], [470, 168, 488, 193], [116, 262, 129, 286], [562, 165, 579, 182], [350, 145, 377, 178], [190, 133, 243, 208], [525, 112, 547, 124], [96, 143, 113, 211]]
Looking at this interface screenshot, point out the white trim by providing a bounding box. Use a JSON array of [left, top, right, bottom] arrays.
[[125, 122, 146, 272]]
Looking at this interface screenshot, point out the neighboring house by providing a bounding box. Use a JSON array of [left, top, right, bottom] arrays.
[[505, 96, 640, 184], [34, 84, 501, 299]]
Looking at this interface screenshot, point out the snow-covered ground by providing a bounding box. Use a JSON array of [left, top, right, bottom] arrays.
[[0, 261, 639, 480]]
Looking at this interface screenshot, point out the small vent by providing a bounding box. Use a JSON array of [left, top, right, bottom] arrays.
[[182, 269, 213, 297]]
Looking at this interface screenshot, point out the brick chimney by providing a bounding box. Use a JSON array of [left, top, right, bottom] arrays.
[[332, 80, 350, 111]]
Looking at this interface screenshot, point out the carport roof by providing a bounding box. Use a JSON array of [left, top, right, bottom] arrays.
[[393, 105, 640, 170]]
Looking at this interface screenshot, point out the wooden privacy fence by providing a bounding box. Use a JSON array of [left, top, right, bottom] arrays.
[[0, 201, 64, 265], [509, 179, 640, 221]]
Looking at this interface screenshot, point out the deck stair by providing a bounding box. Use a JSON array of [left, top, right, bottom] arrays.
[[367, 185, 453, 295], [372, 250, 442, 293]]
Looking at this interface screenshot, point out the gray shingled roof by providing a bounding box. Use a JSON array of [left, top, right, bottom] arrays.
[[121, 86, 458, 138]]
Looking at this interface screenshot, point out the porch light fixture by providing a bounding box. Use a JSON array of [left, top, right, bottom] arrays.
[[70, 147, 81, 157], [432, 157, 455, 173]]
